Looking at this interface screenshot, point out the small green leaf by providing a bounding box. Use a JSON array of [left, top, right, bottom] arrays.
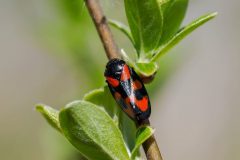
[[151, 12, 218, 62], [108, 19, 134, 46], [59, 100, 130, 160], [124, 0, 163, 55], [36, 104, 62, 133], [83, 86, 117, 120], [84, 86, 137, 152], [159, 0, 189, 45], [134, 62, 159, 77], [131, 126, 154, 159]]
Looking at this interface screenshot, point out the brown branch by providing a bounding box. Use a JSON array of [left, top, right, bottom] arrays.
[[137, 120, 163, 160], [84, 0, 162, 159], [84, 0, 120, 60]]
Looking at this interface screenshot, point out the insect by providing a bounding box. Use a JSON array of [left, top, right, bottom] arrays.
[[104, 58, 151, 121]]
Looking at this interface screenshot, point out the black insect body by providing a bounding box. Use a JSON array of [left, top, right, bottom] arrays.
[[104, 59, 151, 121]]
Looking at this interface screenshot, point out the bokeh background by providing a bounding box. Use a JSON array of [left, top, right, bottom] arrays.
[[0, 0, 239, 160]]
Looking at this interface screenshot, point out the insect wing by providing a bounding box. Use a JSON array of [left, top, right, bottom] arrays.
[[129, 69, 151, 120], [108, 85, 135, 119]]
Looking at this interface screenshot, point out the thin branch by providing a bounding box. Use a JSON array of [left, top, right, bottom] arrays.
[[84, 0, 120, 60], [84, 0, 162, 159], [137, 120, 163, 160]]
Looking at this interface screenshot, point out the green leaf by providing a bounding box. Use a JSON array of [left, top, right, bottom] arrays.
[[84, 86, 137, 152], [134, 62, 159, 77], [131, 126, 154, 159], [118, 110, 138, 154], [151, 12, 218, 62], [59, 100, 130, 160], [108, 19, 134, 46], [83, 86, 117, 120], [124, 0, 163, 56], [36, 104, 62, 133], [159, 0, 189, 45]]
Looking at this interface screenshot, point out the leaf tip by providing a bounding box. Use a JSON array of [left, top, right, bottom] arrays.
[[211, 12, 218, 17], [35, 103, 62, 133], [207, 12, 218, 20], [35, 103, 46, 112]]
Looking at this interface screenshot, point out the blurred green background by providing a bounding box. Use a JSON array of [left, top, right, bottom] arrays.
[[0, 0, 239, 160]]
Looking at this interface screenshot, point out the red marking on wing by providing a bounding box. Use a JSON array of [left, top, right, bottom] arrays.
[[132, 80, 142, 90], [126, 95, 148, 112], [114, 92, 121, 100], [107, 77, 119, 87], [121, 64, 131, 81], [124, 97, 131, 107], [135, 96, 148, 112]]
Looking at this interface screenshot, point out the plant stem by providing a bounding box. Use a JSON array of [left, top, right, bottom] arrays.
[[137, 120, 163, 160], [84, 0, 162, 159], [84, 0, 120, 60]]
